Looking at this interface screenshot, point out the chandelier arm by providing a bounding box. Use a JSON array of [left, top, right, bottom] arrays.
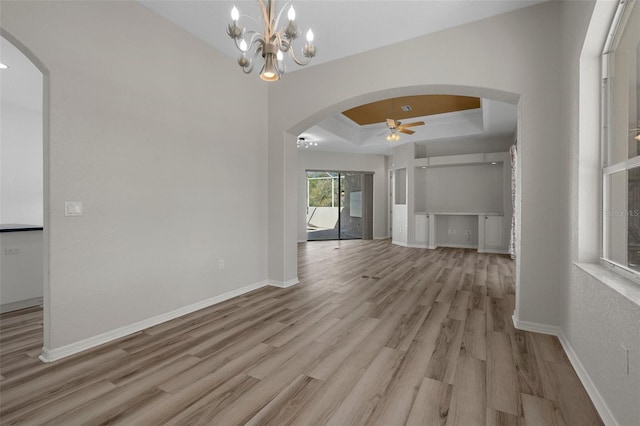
[[239, 13, 261, 26], [233, 31, 265, 53], [240, 46, 263, 73], [288, 47, 313, 66], [241, 63, 254, 74], [277, 36, 291, 52]]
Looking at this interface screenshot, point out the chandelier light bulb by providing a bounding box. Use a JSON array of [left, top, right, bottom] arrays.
[[231, 6, 239, 21], [239, 39, 248, 52], [306, 29, 314, 42], [277, 50, 284, 61], [288, 5, 296, 21]]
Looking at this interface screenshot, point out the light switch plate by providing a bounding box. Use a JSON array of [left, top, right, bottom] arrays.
[[65, 201, 83, 217]]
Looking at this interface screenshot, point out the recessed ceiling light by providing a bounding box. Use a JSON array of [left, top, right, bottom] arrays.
[[491, 162, 497, 165], [0, 63, 8, 70], [400, 105, 412, 112]]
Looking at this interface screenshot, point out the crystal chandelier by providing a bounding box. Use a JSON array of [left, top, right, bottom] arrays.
[[227, 1, 316, 82]]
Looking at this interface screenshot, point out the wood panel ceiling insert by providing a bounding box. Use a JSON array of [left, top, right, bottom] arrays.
[[342, 95, 481, 125]]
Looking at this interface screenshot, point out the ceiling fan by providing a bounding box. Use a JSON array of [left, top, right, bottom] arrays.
[[385, 118, 425, 141]]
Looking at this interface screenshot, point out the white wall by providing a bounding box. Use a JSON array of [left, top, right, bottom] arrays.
[[423, 164, 504, 213], [1, 86, 43, 225], [297, 150, 387, 241], [1, 1, 268, 354], [563, 1, 640, 425]]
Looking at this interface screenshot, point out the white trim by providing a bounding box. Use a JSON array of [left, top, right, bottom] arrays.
[[374, 235, 390, 240], [39, 280, 269, 363], [512, 316, 618, 426], [556, 332, 619, 426], [269, 278, 299, 288], [575, 262, 640, 305], [0, 297, 43, 314], [436, 243, 478, 250], [478, 248, 510, 255], [391, 240, 408, 247], [407, 243, 429, 249], [512, 316, 562, 336], [603, 155, 640, 175]]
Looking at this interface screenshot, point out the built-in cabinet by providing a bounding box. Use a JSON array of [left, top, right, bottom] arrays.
[[392, 143, 512, 254], [479, 215, 503, 252]]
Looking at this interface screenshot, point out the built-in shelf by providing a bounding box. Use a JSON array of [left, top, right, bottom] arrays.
[[414, 152, 508, 168], [415, 211, 503, 216]]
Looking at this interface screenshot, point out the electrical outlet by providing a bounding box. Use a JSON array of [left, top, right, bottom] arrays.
[[218, 259, 225, 270], [4, 248, 20, 255]]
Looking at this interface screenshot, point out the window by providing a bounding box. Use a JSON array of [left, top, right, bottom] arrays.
[[602, 0, 640, 279], [307, 172, 341, 208]]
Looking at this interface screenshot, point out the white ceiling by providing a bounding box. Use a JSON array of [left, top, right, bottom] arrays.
[[139, 0, 544, 70]]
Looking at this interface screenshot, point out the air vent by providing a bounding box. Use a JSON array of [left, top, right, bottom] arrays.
[[400, 105, 412, 112]]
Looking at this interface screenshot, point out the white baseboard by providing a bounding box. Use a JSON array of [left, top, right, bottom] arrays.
[[391, 240, 408, 247], [438, 243, 478, 249], [374, 236, 390, 240], [39, 280, 269, 363], [407, 243, 429, 248], [1, 297, 43, 314], [269, 278, 299, 288], [512, 316, 561, 336], [478, 248, 510, 254], [512, 315, 618, 426]]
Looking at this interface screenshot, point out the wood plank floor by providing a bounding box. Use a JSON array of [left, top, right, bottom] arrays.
[[0, 240, 603, 425]]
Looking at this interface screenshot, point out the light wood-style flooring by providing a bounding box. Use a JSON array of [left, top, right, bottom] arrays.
[[0, 240, 603, 425]]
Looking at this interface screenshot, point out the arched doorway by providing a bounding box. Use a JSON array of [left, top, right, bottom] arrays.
[[0, 30, 50, 352]]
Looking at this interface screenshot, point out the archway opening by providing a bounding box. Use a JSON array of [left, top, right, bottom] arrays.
[[0, 31, 50, 352]]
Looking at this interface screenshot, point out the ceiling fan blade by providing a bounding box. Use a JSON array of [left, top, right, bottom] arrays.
[[401, 121, 425, 128], [399, 128, 415, 135]]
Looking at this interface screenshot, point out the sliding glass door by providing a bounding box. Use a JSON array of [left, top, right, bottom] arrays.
[[306, 171, 372, 241]]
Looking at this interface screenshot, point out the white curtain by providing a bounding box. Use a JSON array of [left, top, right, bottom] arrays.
[[509, 144, 517, 259]]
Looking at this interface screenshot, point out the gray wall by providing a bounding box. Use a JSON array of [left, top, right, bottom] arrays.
[[563, 1, 640, 425], [1, 0, 268, 352]]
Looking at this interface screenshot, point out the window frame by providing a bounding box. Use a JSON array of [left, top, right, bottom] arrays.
[[600, 0, 640, 284]]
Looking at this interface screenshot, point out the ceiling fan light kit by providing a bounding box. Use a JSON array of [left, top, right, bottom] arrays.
[[227, 0, 316, 82], [385, 117, 425, 141]]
